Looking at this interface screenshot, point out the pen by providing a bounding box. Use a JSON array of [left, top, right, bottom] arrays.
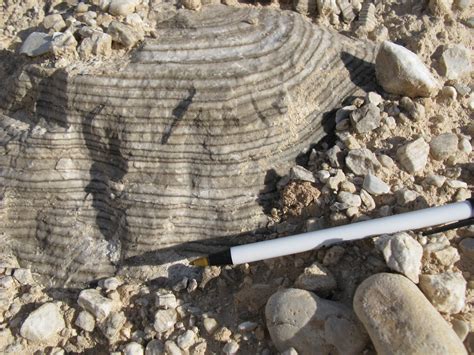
[[191, 199, 474, 267]]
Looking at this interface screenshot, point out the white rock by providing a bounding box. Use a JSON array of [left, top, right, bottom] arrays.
[[362, 173, 390, 195], [43, 14, 66, 32], [13, 268, 34, 285], [345, 148, 380, 175], [377, 154, 395, 169], [365, 92, 383, 106], [458, 136, 472, 153], [0, 276, 14, 289], [281, 348, 299, 355], [182, 0, 202, 10], [177, 330, 195, 350], [101, 277, 121, 291], [203, 317, 218, 334], [78, 289, 115, 321], [154, 308, 177, 333], [266, 288, 367, 354], [101, 311, 126, 340], [375, 41, 439, 97], [375, 232, 423, 283], [155, 290, 177, 309], [430, 133, 459, 160], [360, 189, 376, 210], [108, 20, 143, 47], [238, 321, 258, 332], [124, 342, 144, 355], [395, 188, 418, 205], [290, 165, 316, 183], [337, 191, 361, 208], [223, 340, 239, 354], [440, 44, 472, 81], [294, 262, 337, 294], [108, 0, 139, 16], [419, 272, 466, 314], [75, 311, 95, 332], [20, 303, 65, 342], [350, 103, 381, 133], [446, 179, 468, 189], [164, 341, 182, 355], [316, 170, 330, 183], [432, 246, 460, 266], [396, 138, 430, 173], [423, 174, 446, 187], [353, 273, 467, 355], [145, 339, 164, 355], [19, 32, 54, 57]]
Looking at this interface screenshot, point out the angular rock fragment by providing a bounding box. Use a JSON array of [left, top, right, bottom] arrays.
[[108, 0, 139, 16], [419, 272, 466, 314], [362, 173, 389, 195], [19, 32, 54, 57], [440, 44, 472, 80], [294, 261, 337, 294], [396, 138, 430, 173], [20, 303, 65, 342], [345, 148, 380, 175], [108, 20, 143, 47], [350, 103, 381, 133], [78, 289, 115, 321], [430, 133, 459, 160]]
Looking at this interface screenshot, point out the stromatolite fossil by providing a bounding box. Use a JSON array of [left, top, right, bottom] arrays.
[[0, 5, 376, 285]]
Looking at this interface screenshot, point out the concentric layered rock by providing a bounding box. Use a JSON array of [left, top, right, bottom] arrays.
[[0, 5, 376, 285]]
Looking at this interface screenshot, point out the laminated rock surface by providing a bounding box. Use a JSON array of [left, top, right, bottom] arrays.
[[0, 6, 376, 285]]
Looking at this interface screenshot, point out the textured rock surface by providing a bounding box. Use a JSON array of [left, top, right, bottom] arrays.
[[266, 288, 368, 355], [0, 6, 376, 285], [353, 273, 467, 355], [396, 137, 430, 173], [294, 261, 337, 294], [419, 272, 466, 314], [20, 303, 65, 342]]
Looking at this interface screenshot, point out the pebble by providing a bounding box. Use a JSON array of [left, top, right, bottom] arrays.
[[145, 339, 164, 355], [440, 44, 472, 81], [281, 348, 299, 355], [432, 246, 460, 266], [101, 277, 122, 291], [345, 148, 380, 175], [0, 276, 14, 289], [164, 341, 182, 355], [177, 330, 196, 349], [458, 136, 472, 153], [326, 145, 342, 168], [459, 238, 474, 260], [108, 20, 143, 47], [326, 169, 346, 190], [337, 191, 361, 208], [43, 14, 66, 32], [101, 311, 126, 340], [294, 261, 337, 294], [375, 41, 439, 97], [265, 288, 367, 354], [223, 340, 239, 354], [451, 319, 469, 341], [399, 97, 425, 121], [155, 290, 177, 309], [395, 188, 418, 205], [396, 137, 430, 173], [362, 173, 390, 195], [203, 317, 218, 334], [13, 268, 34, 285], [213, 326, 232, 342], [238, 321, 258, 332], [290, 165, 316, 183], [316, 170, 330, 183], [430, 133, 459, 160], [377, 154, 395, 169], [154, 308, 177, 333], [353, 273, 467, 355], [350, 103, 381, 133], [360, 189, 376, 210], [77, 289, 115, 321], [182, 0, 202, 10], [375, 232, 423, 283], [124, 342, 144, 355], [365, 91, 383, 106], [419, 272, 466, 314], [446, 179, 468, 189], [75, 310, 95, 332], [323, 245, 345, 266], [108, 0, 139, 16], [20, 32, 54, 57], [20, 303, 65, 342], [423, 174, 446, 187]]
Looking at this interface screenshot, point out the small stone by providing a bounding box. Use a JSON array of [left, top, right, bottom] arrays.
[[458, 137, 472, 153], [173, 277, 189, 292], [362, 173, 390, 195], [337, 191, 361, 207], [455, 188, 471, 201], [145, 339, 164, 355], [76, 2, 89, 12], [419, 272, 466, 314], [154, 308, 177, 333], [459, 238, 474, 260], [266, 288, 367, 354], [101, 277, 121, 291], [182, 0, 202, 10], [377, 154, 395, 169], [20, 32, 53, 57], [376, 41, 439, 98], [350, 103, 381, 133], [213, 327, 232, 342], [155, 290, 177, 309], [294, 261, 337, 294], [108, 20, 143, 47], [375, 232, 423, 283], [360, 189, 376, 210], [101, 311, 126, 340], [396, 138, 430, 173], [432, 246, 460, 266], [316, 170, 330, 183], [281, 348, 298, 355], [20, 303, 65, 342], [323, 245, 345, 266], [439, 86, 457, 101], [75, 311, 95, 332], [395, 188, 418, 205], [423, 174, 446, 187], [399, 97, 425, 121], [440, 44, 472, 81], [164, 341, 182, 355], [238, 321, 258, 332], [430, 133, 459, 160], [290, 165, 316, 183], [0, 276, 14, 289], [203, 317, 218, 334], [78, 289, 115, 321], [91, 32, 112, 56], [109, 0, 139, 16], [223, 340, 239, 354], [365, 92, 383, 106], [446, 179, 468, 189], [187, 279, 198, 293], [124, 342, 144, 355], [339, 180, 356, 193], [451, 319, 469, 341], [177, 330, 195, 350], [13, 268, 34, 285], [43, 14, 66, 32], [326, 145, 342, 168], [353, 273, 467, 355], [346, 148, 380, 175], [326, 169, 346, 190], [335, 105, 356, 123]]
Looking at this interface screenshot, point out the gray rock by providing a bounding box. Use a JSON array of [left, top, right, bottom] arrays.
[[20, 303, 65, 342], [223, 340, 239, 354], [459, 238, 474, 260], [350, 103, 381, 133], [362, 173, 390, 195], [108, 20, 143, 47], [375, 232, 423, 283], [75, 311, 95, 332], [345, 148, 380, 175], [78, 289, 115, 321], [396, 137, 430, 173], [13, 268, 34, 285], [145, 339, 164, 355], [266, 288, 367, 355], [177, 330, 195, 350], [109, 0, 139, 16], [43, 14, 66, 32], [323, 245, 345, 266], [0, 276, 14, 289], [423, 174, 446, 187], [440, 44, 472, 81], [101, 311, 126, 340], [289, 165, 316, 183], [124, 342, 144, 355], [19, 32, 53, 57], [430, 133, 459, 160], [164, 341, 182, 355], [419, 272, 466, 314], [101, 277, 122, 291], [376, 41, 439, 97], [154, 308, 177, 333], [451, 319, 469, 341], [458, 136, 472, 153], [353, 273, 467, 355], [155, 290, 177, 309], [294, 262, 337, 294], [399, 97, 425, 121], [395, 188, 418, 205], [337, 191, 361, 208], [238, 321, 258, 332]]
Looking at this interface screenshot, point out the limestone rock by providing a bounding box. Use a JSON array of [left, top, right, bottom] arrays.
[[353, 273, 467, 355], [419, 272, 466, 314], [75, 311, 95, 332], [177, 330, 196, 350], [362, 173, 389, 195], [430, 133, 459, 160], [78, 289, 115, 321], [108, 0, 139, 16], [294, 262, 337, 294], [376, 41, 439, 97], [375, 232, 423, 283], [266, 288, 367, 355], [13, 268, 34, 285], [154, 308, 177, 333], [337, 191, 361, 208], [223, 340, 239, 354], [350, 103, 381, 133], [43, 14, 66, 32], [19, 32, 53, 57], [145, 339, 164, 355], [290, 165, 316, 183], [20, 303, 65, 342], [345, 148, 380, 175], [440, 44, 472, 81], [108, 20, 143, 47], [155, 290, 177, 309], [101, 311, 126, 340], [124, 342, 144, 355], [459, 238, 474, 260], [396, 138, 430, 173], [182, 0, 202, 10]]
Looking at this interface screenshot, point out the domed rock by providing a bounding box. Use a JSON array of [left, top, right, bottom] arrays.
[[0, 5, 376, 285]]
